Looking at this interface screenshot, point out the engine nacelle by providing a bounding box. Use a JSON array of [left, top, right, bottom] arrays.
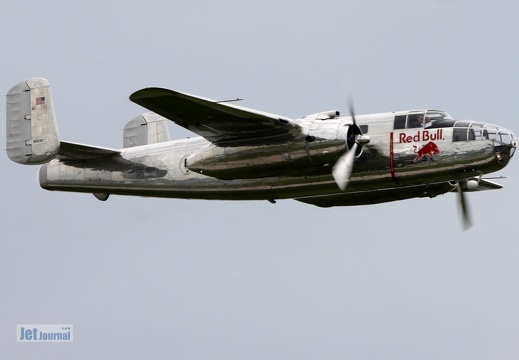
[[186, 121, 352, 179]]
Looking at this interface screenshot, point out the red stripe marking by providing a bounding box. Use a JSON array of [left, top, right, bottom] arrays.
[[390, 132, 398, 184]]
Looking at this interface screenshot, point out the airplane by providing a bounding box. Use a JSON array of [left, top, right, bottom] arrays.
[[6, 78, 517, 229]]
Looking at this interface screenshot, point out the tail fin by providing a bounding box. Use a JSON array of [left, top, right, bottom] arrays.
[[123, 112, 170, 148], [6, 78, 60, 165]]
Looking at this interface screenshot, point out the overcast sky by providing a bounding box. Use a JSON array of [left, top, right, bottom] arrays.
[[2, 0, 519, 359]]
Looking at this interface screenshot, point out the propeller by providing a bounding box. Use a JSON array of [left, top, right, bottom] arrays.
[[332, 142, 358, 191], [332, 97, 366, 191], [456, 181, 473, 230]]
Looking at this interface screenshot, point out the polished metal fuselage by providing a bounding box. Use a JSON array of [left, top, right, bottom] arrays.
[[38, 111, 515, 206]]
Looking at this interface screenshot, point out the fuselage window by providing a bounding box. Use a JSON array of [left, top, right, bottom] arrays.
[[394, 115, 406, 129], [453, 128, 476, 142], [453, 128, 466, 141], [469, 129, 475, 140], [453, 121, 477, 142]]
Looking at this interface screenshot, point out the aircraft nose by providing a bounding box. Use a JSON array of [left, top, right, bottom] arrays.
[[491, 125, 516, 166]]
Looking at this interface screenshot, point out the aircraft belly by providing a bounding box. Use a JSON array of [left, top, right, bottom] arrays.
[[295, 182, 457, 207]]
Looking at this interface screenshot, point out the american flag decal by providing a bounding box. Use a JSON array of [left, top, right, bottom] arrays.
[[36, 97, 46, 105]]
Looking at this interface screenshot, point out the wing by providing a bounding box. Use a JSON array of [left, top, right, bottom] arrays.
[[129, 88, 301, 145]]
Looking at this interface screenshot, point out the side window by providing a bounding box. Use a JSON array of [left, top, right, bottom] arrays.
[[453, 121, 473, 142], [394, 115, 406, 129], [453, 128, 468, 141], [468, 129, 475, 141], [407, 114, 424, 128]]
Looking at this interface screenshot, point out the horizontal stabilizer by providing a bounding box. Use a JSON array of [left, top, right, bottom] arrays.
[[58, 141, 119, 160], [472, 178, 504, 191], [448, 178, 504, 193]]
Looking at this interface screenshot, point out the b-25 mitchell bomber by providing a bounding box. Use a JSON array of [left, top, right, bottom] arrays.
[[6, 78, 517, 228]]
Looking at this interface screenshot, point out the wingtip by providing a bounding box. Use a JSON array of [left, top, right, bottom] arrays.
[[129, 87, 171, 102]]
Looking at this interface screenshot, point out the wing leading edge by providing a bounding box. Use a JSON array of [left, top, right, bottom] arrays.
[[129, 88, 301, 145]]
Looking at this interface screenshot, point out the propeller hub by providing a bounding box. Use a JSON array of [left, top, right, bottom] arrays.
[[357, 134, 370, 144]]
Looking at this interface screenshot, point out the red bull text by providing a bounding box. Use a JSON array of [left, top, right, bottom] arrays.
[[398, 129, 443, 143]]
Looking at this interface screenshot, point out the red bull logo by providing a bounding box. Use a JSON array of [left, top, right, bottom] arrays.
[[413, 142, 440, 162]]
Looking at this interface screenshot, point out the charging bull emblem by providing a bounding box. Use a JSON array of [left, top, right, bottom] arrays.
[[413, 142, 440, 162]]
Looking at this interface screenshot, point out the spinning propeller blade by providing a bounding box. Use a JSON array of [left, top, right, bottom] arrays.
[[456, 182, 473, 230], [332, 96, 362, 191], [347, 96, 356, 123], [332, 143, 357, 191]]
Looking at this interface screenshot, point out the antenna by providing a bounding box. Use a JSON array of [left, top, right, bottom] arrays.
[[216, 98, 243, 104]]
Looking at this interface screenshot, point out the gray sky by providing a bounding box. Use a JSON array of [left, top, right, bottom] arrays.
[[2, 0, 519, 359]]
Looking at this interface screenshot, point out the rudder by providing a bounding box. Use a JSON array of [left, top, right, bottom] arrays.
[[6, 77, 60, 165]]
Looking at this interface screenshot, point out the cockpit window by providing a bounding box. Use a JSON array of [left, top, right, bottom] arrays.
[[407, 113, 425, 128], [425, 110, 452, 122], [393, 110, 453, 130], [420, 111, 453, 128]]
